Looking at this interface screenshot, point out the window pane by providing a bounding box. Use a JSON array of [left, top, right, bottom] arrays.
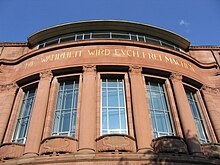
[[146, 80, 174, 138], [102, 89, 107, 106], [108, 79, 117, 87], [152, 92, 163, 110], [52, 78, 79, 137], [119, 89, 125, 107], [109, 110, 120, 129], [120, 109, 127, 129], [155, 111, 166, 132], [108, 88, 118, 107], [12, 88, 37, 143], [185, 90, 210, 143], [101, 77, 128, 135]]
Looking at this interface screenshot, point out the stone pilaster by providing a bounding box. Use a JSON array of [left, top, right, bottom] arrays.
[[0, 83, 18, 143], [78, 65, 97, 153], [170, 73, 203, 156], [3, 88, 24, 143], [201, 86, 220, 142], [129, 65, 154, 152], [24, 70, 53, 157], [42, 77, 59, 140]]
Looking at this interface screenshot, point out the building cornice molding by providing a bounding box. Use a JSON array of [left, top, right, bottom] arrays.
[[189, 46, 220, 50], [28, 20, 190, 50], [0, 42, 28, 47], [0, 40, 217, 69]]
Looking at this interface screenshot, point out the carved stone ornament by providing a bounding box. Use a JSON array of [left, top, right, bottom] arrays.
[[40, 70, 53, 80], [0, 143, 25, 160], [40, 136, 77, 155], [83, 65, 96, 72], [201, 85, 220, 95], [202, 143, 220, 159], [0, 83, 18, 92], [169, 72, 183, 82], [129, 65, 142, 74], [96, 134, 136, 152], [0, 64, 3, 73], [151, 136, 188, 154]]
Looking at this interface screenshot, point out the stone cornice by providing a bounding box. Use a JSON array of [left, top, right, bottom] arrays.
[[189, 46, 220, 50], [0, 42, 28, 47], [0, 40, 217, 69]]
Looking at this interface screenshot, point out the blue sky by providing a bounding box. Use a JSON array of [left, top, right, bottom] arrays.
[[0, 0, 219, 45]]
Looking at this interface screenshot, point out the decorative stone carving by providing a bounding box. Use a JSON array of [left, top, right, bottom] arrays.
[[202, 143, 220, 159], [0, 143, 24, 160], [83, 65, 96, 72], [96, 134, 136, 152], [201, 85, 220, 95], [40, 70, 53, 80], [0, 83, 18, 92], [129, 65, 142, 74], [151, 136, 188, 154], [40, 136, 77, 155], [0, 64, 3, 73], [169, 72, 182, 82]]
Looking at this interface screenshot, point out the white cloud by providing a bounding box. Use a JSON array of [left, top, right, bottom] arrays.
[[179, 20, 190, 27]]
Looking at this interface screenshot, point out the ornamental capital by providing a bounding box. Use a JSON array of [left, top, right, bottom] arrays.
[[169, 72, 182, 82], [201, 85, 220, 95], [0, 83, 18, 92], [129, 65, 142, 74], [40, 70, 53, 80], [83, 65, 96, 72]]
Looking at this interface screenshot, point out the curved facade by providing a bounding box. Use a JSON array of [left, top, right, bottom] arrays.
[[0, 20, 220, 164]]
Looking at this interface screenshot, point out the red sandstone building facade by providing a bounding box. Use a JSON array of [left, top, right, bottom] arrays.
[[0, 20, 220, 164]]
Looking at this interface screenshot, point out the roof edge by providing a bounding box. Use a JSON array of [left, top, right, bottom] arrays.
[[28, 20, 190, 50]]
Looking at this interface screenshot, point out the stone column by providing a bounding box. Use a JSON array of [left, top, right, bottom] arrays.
[[78, 65, 97, 153], [201, 86, 220, 142], [24, 70, 53, 156], [0, 83, 18, 143], [42, 77, 59, 140], [170, 73, 202, 156], [129, 66, 154, 153]]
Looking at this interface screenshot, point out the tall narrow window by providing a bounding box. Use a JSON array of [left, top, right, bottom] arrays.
[[52, 78, 79, 137], [146, 80, 174, 138], [12, 88, 37, 143], [185, 90, 210, 143], [101, 76, 128, 135]]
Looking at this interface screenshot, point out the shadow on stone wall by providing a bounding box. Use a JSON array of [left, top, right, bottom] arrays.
[[117, 130, 220, 164]]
